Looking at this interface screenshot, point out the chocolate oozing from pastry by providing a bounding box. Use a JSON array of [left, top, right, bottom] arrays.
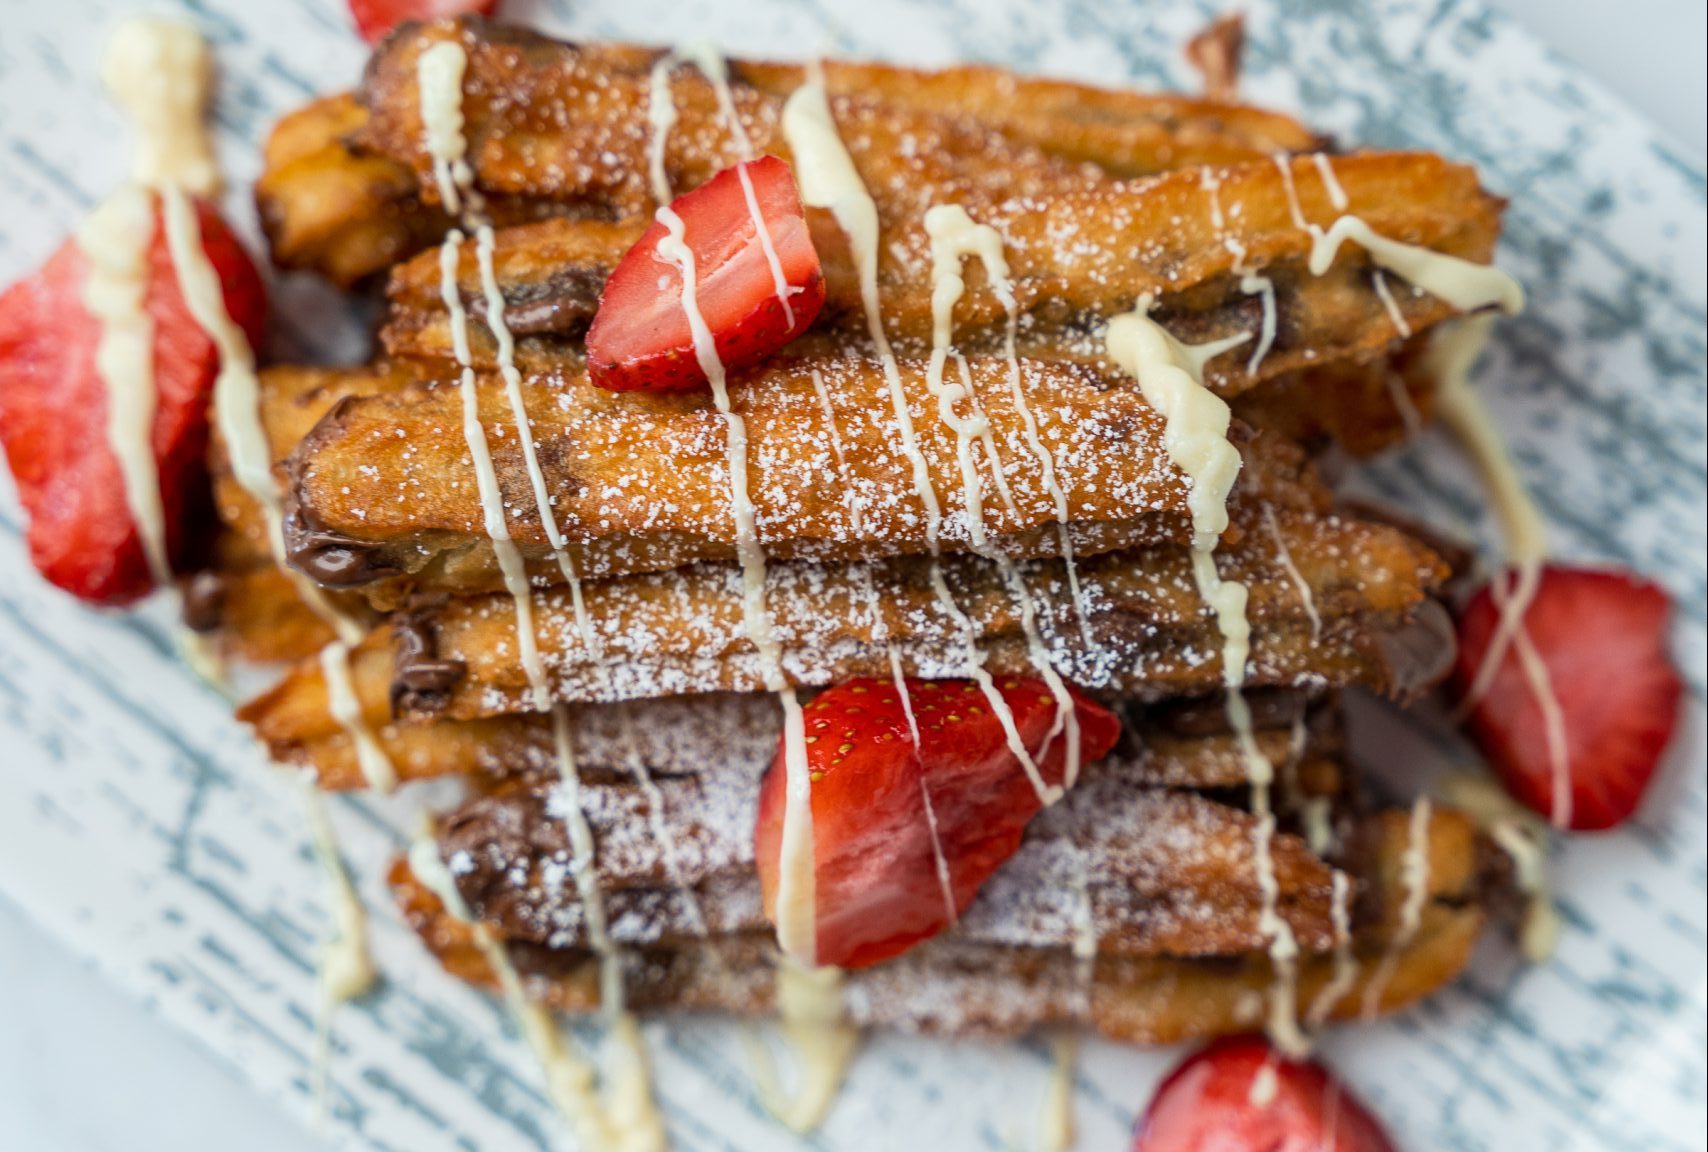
[[181, 569, 227, 633], [1376, 599, 1457, 702], [282, 396, 406, 588], [391, 614, 467, 718]]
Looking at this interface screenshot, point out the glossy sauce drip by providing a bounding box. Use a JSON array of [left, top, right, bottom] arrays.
[[1304, 869, 1359, 1028], [782, 72, 1060, 807], [1039, 1033, 1079, 1152], [644, 53, 680, 204], [1426, 319, 1569, 826], [1105, 303, 1309, 1055], [100, 21, 385, 1104], [79, 187, 171, 587], [1439, 771, 1560, 961], [419, 42, 663, 1147], [1262, 505, 1320, 643], [924, 204, 1083, 787], [1283, 171, 1568, 834], [651, 203, 815, 961], [1362, 797, 1434, 1018], [409, 837, 659, 1151], [1204, 169, 1277, 377]]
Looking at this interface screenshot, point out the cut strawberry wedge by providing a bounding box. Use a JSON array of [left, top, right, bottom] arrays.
[[586, 155, 825, 394], [1132, 1036, 1399, 1152], [347, 0, 499, 44], [754, 677, 1120, 970], [1455, 564, 1682, 831], [0, 194, 266, 606]]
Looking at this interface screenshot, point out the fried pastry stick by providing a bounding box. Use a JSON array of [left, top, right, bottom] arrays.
[[283, 355, 1336, 601], [252, 653, 1340, 791], [255, 23, 1321, 285], [195, 347, 1430, 664], [381, 150, 1502, 399], [238, 505, 1452, 747], [188, 362, 431, 662], [393, 800, 1491, 1042], [431, 767, 1352, 956]]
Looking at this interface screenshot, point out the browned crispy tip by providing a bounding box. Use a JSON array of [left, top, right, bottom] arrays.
[[1185, 12, 1246, 102]]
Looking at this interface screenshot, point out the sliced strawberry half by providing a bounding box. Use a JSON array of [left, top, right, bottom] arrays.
[[586, 155, 825, 394], [754, 677, 1120, 970], [1455, 564, 1682, 831], [347, 0, 499, 44], [1132, 1036, 1398, 1152], [0, 194, 266, 606]]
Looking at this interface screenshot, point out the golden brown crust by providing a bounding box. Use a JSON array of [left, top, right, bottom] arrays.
[[256, 20, 1324, 284], [254, 94, 453, 289], [390, 803, 1490, 1040], [437, 778, 1344, 956], [377, 150, 1500, 400], [281, 357, 1316, 601], [236, 506, 1448, 751], [257, 671, 1341, 793]]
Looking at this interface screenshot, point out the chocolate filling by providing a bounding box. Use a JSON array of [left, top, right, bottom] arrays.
[[1375, 598, 1457, 703], [281, 395, 406, 588], [390, 613, 466, 718], [180, 570, 227, 633]]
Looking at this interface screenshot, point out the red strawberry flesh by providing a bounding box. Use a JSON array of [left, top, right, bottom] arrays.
[[1132, 1035, 1399, 1152], [1455, 564, 1682, 831], [754, 677, 1120, 969], [0, 195, 266, 605], [348, 0, 500, 44], [586, 155, 825, 394]]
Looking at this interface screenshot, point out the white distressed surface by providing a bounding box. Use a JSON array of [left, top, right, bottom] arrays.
[[0, 1, 1702, 1150]]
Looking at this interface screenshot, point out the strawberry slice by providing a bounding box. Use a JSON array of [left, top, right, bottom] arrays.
[[1455, 565, 1682, 831], [586, 155, 825, 394], [754, 677, 1120, 969], [347, 0, 499, 44], [1133, 1036, 1398, 1152], [0, 194, 266, 605]]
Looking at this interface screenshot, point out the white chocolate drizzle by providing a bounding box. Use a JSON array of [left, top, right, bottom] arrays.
[[78, 186, 171, 587], [1104, 302, 1309, 1055], [679, 43, 755, 160], [1439, 771, 1560, 962], [1309, 217, 1525, 314], [1304, 869, 1359, 1028], [301, 781, 376, 1124], [1372, 270, 1414, 338], [1362, 797, 1434, 1018], [924, 204, 1084, 787], [644, 54, 680, 205], [1038, 1033, 1079, 1152], [410, 835, 660, 1151], [1426, 318, 1571, 828], [787, 75, 1061, 806], [1262, 505, 1320, 643], [98, 20, 388, 1113], [419, 42, 664, 1146], [1312, 153, 1348, 211], [101, 18, 220, 196], [750, 958, 860, 1132]]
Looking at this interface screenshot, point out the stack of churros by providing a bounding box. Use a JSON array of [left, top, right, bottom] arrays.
[[29, 10, 1648, 1147]]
